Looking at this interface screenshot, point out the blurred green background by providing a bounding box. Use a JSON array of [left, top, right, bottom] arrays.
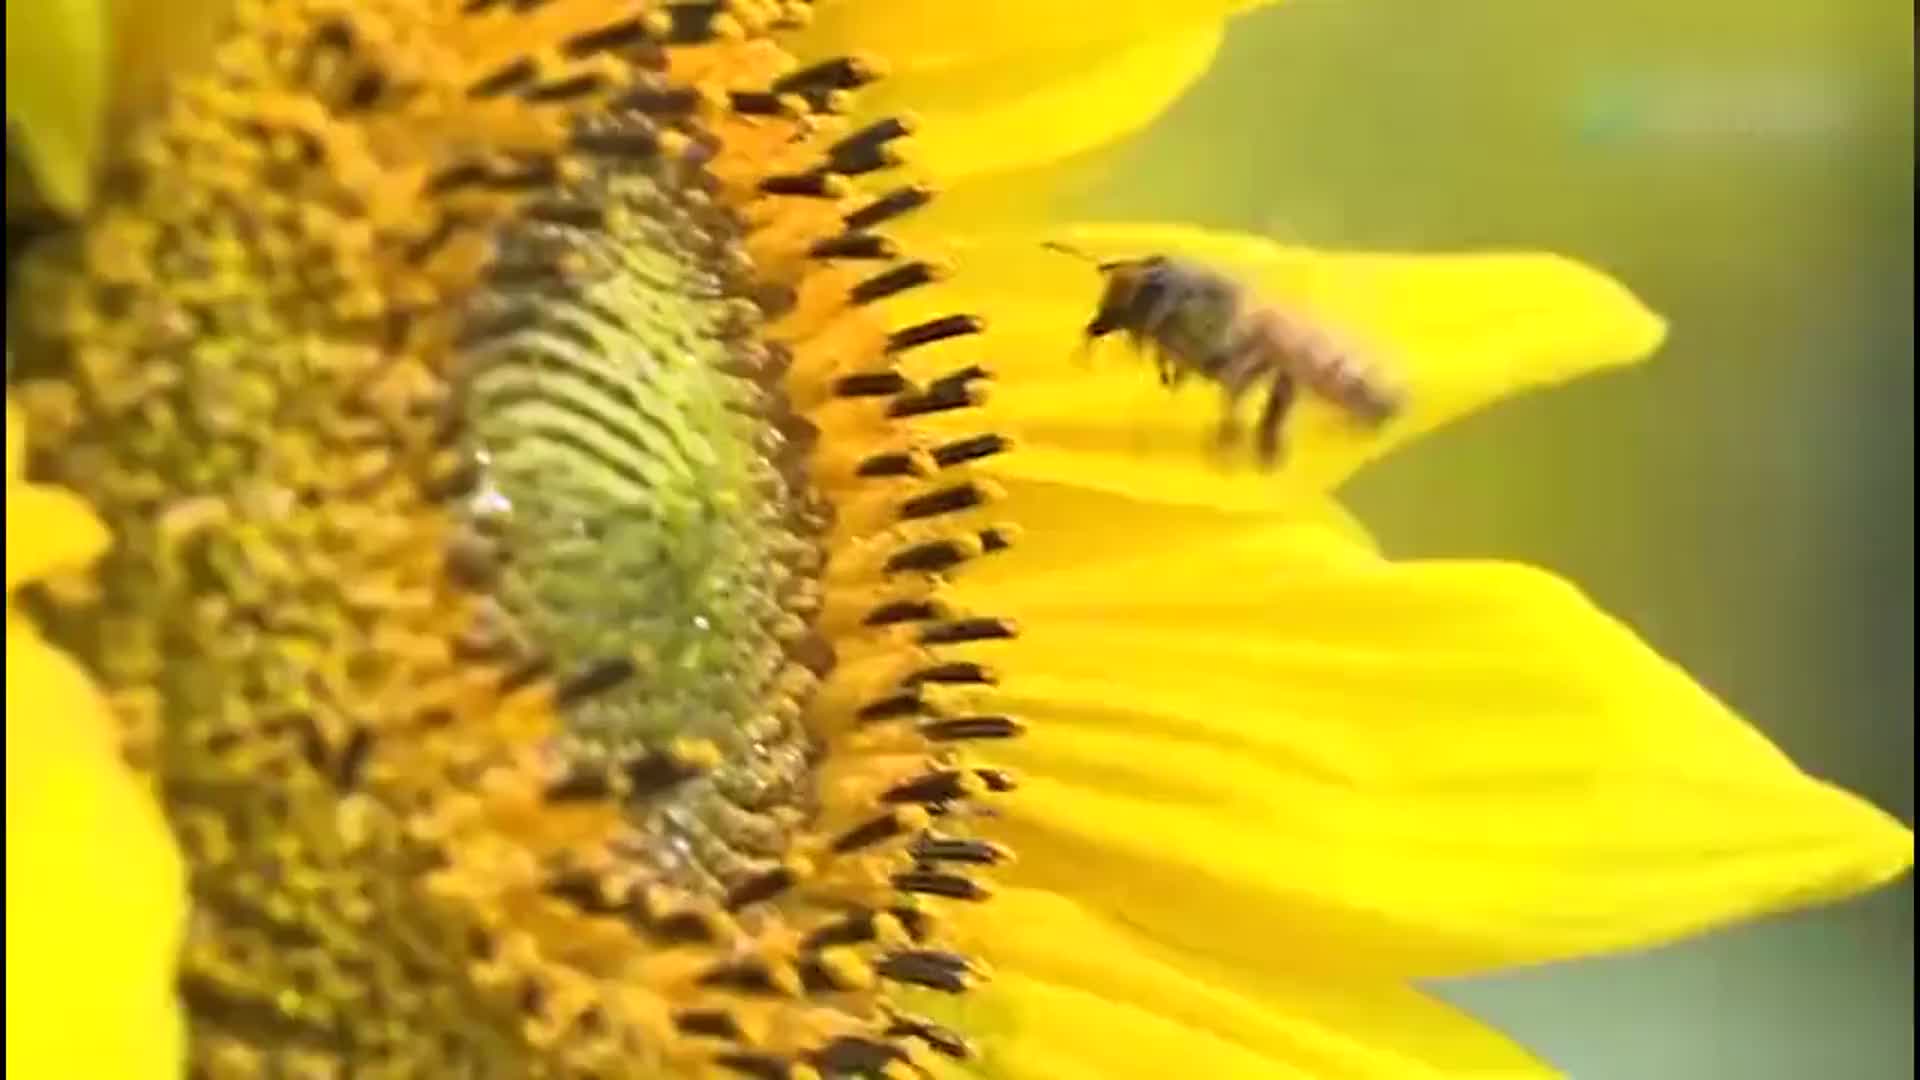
[[1068, 1, 1914, 1076]]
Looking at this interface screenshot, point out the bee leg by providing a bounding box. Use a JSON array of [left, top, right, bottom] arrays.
[[1254, 372, 1298, 469], [1211, 356, 1268, 454], [1215, 408, 1242, 450], [1215, 384, 1257, 452]]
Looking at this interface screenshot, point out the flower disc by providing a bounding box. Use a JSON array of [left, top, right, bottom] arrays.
[[9, 1, 1021, 1074]]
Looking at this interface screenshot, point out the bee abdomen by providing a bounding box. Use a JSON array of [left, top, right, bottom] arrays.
[[1253, 308, 1401, 425], [1312, 356, 1402, 424]]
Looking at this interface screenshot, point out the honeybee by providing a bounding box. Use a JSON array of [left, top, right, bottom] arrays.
[[1045, 243, 1404, 466]]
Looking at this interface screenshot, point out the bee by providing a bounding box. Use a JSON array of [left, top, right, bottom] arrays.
[[1045, 243, 1404, 466]]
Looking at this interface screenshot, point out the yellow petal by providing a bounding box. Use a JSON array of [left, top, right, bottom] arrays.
[[6, 401, 111, 593], [901, 224, 1666, 511], [962, 974, 1325, 1080], [4, 0, 108, 213], [6, 399, 184, 1075], [793, 0, 1265, 75], [853, 25, 1223, 186], [959, 517, 1913, 980], [930, 888, 1554, 1079], [5, 622, 186, 1078], [6, 482, 111, 595], [966, 478, 1377, 588]]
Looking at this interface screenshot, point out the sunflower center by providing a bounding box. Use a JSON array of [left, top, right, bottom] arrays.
[[450, 158, 833, 896], [8, 1, 1021, 1075], [461, 172, 807, 757]]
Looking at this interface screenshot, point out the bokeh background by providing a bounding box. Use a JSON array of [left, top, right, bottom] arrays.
[[1058, 1, 1913, 1076]]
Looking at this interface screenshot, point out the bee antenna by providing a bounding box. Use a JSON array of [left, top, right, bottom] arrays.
[[1041, 241, 1102, 266]]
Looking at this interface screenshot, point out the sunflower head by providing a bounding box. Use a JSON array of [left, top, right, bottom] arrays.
[[8, 1, 1027, 1074], [14, 3, 1916, 1079]]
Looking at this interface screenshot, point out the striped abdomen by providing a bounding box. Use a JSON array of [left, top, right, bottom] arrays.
[[1242, 305, 1402, 424]]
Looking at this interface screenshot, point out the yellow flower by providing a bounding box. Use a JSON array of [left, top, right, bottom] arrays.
[[5, 4, 1910, 1080]]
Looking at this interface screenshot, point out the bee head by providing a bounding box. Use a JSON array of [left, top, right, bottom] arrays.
[[1040, 242, 1172, 340], [1086, 256, 1169, 339]]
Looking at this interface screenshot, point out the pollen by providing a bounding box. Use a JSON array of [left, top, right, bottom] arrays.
[[8, 0, 1021, 1075]]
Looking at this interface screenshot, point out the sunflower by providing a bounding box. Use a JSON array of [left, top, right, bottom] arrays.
[[4, 2, 1911, 1079]]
